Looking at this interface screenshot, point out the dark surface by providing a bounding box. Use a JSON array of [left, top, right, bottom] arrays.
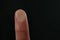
[[0, 0, 60, 40]]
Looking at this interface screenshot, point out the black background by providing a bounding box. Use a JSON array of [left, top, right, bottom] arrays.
[[0, 0, 60, 40]]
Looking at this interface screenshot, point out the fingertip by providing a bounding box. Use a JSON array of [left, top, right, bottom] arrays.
[[15, 9, 27, 22]]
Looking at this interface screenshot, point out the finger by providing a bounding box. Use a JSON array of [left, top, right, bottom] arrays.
[[15, 9, 30, 40]]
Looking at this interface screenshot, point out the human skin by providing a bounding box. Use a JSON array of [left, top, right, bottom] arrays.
[[15, 9, 30, 40]]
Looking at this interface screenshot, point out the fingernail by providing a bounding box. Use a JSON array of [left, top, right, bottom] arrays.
[[15, 9, 27, 22]]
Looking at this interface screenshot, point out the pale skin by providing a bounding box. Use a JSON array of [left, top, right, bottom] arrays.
[[15, 9, 30, 40]]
